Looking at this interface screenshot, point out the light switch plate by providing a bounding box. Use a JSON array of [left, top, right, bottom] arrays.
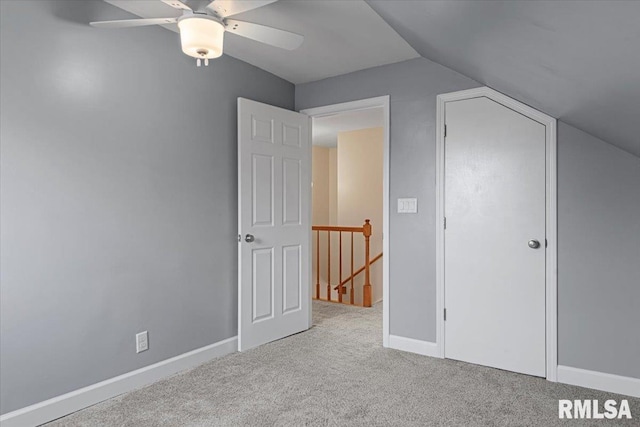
[[397, 198, 418, 214]]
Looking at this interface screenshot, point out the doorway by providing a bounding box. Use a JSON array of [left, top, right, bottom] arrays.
[[237, 97, 389, 352], [435, 87, 558, 380], [301, 96, 390, 345]]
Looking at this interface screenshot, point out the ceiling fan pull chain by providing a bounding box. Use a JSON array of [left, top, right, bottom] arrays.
[[204, 58, 209, 67], [197, 58, 202, 67]]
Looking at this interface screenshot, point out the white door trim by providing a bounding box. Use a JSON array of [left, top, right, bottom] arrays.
[[300, 96, 390, 347], [435, 87, 558, 381]]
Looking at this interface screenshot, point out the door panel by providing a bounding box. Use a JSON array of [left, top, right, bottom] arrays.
[[283, 123, 301, 147], [252, 248, 274, 322], [444, 96, 546, 377], [239, 98, 310, 351], [252, 116, 274, 143], [283, 158, 301, 225], [283, 245, 302, 313], [252, 154, 274, 226]]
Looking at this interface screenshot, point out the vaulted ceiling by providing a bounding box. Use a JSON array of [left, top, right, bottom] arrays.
[[366, 0, 640, 157], [102, 0, 639, 156], [104, 0, 419, 84]]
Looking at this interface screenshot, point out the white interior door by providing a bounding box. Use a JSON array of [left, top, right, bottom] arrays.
[[444, 96, 546, 377], [238, 98, 311, 352]]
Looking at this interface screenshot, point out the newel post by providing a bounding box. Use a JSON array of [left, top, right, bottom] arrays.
[[363, 219, 372, 307]]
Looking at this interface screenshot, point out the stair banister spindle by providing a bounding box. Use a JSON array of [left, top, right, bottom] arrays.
[[338, 231, 343, 303], [327, 230, 331, 302], [350, 231, 355, 305], [363, 219, 372, 308], [316, 229, 320, 299]]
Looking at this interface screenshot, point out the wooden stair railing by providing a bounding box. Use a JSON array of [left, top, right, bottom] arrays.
[[334, 252, 383, 292], [312, 219, 377, 307]]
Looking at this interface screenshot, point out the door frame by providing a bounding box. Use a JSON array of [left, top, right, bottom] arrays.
[[435, 87, 558, 381], [300, 96, 391, 346]]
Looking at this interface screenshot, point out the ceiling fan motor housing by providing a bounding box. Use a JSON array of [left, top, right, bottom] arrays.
[[177, 15, 224, 59]]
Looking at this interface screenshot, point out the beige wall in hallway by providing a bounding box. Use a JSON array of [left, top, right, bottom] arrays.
[[312, 146, 330, 226], [312, 146, 336, 297], [337, 127, 384, 304], [311, 146, 338, 226], [328, 148, 338, 225], [312, 127, 383, 304]]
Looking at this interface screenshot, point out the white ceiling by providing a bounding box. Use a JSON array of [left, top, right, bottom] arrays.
[[104, 0, 419, 84], [312, 108, 384, 147], [367, 0, 640, 157]]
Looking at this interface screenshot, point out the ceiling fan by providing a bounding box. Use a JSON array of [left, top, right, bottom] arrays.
[[90, 0, 304, 67]]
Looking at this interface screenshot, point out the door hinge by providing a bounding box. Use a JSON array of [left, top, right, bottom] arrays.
[[545, 239, 548, 248], [444, 308, 447, 321], [444, 217, 447, 229], [238, 234, 241, 242], [444, 124, 447, 138]]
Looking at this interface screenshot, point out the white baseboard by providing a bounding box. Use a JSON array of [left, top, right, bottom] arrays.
[[557, 365, 640, 398], [0, 336, 237, 427], [388, 335, 440, 358]]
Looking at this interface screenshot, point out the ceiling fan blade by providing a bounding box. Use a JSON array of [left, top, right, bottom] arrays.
[[160, 0, 192, 11], [225, 19, 303, 50], [207, 0, 278, 18], [90, 17, 179, 29]]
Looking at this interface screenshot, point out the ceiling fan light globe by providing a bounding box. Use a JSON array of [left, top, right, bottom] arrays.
[[178, 16, 224, 59]]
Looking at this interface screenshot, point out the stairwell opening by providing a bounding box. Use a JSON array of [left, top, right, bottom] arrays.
[[310, 108, 384, 311]]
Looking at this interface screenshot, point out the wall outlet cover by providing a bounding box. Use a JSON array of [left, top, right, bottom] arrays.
[[136, 331, 148, 353]]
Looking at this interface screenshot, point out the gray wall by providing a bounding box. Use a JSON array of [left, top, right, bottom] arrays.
[[0, 0, 294, 414], [296, 58, 480, 341], [297, 58, 640, 379], [557, 123, 640, 379]]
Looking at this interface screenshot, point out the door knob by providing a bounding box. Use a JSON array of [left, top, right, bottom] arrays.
[[245, 234, 255, 243], [528, 239, 540, 249]]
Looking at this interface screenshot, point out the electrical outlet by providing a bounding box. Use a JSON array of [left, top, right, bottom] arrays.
[[136, 331, 148, 353]]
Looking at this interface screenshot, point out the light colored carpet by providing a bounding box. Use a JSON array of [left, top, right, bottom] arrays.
[[48, 301, 639, 426]]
